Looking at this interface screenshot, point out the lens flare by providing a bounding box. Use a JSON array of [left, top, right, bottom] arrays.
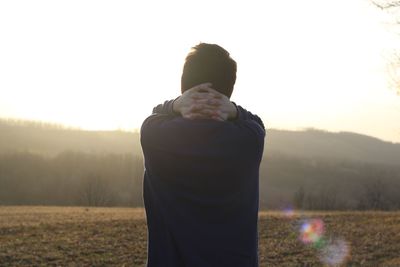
[[318, 238, 350, 266], [312, 236, 327, 249], [299, 218, 324, 245], [277, 203, 351, 266]]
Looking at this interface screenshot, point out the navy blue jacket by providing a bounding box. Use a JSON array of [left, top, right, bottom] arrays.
[[140, 100, 265, 267]]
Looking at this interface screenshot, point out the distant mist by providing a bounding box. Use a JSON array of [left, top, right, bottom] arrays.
[[1, 119, 399, 210]]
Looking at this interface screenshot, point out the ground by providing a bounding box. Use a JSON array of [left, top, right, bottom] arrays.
[[0, 207, 399, 266]]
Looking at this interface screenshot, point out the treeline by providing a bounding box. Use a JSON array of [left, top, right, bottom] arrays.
[[0, 119, 140, 156], [0, 152, 144, 207], [1, 151, 400, 210], [261, 153, 400, 210]]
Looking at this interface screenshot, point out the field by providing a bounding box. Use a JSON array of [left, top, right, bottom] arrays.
[[0, 207, 400, 266]]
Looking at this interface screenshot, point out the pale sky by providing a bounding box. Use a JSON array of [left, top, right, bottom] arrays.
[[1, 0, 400, 142]]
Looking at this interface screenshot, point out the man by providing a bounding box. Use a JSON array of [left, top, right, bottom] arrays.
[[140, 43, 265, 267]]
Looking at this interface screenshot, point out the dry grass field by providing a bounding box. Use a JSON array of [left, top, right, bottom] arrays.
[[0, 207, 400, 266]]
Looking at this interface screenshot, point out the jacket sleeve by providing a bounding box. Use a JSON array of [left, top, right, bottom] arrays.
[[234, 103, 265, 134], [151, 99, 265, 133], [141, 102, 265, 159], [152, 99, 179, 116]]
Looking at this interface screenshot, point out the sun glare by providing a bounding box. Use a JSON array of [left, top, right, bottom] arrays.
[[0, 0, 399, 141]]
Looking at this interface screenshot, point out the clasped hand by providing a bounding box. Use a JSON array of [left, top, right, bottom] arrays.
[[173, 83, 237, 121]]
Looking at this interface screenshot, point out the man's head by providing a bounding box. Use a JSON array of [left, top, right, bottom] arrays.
[[181, 43, 237, 98]]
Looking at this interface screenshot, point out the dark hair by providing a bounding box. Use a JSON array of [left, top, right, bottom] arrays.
[[181, 43, 237, 98]]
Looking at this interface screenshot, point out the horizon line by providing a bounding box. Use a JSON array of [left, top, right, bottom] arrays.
[[1, 116, 398, 145]]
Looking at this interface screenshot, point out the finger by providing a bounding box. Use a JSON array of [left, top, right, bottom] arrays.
[[206, 92, 222, 99], [190, 104, 213, 112], [194, 98, 221, 106], [189, 104, 202, 112], [191, 92, 222, 101], [213, 110, 229, 120], [198, 109, 219, 116], [196, 109, 225, 120], [184, 113, 209, 120], [198, 87, 224, 98], [211, 115, 224, 121], [197, 88, 223, 97], [191, 92, 215, 99], [190, 104, 222, 113], [193, 99, 208, 105], [190, 83, 213, 93], [191, 92, 205, 100]]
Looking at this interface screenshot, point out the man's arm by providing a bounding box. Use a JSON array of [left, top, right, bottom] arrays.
[[234, 104, 265, 131], [151, 84, 264, 131], [152, 83, 242, 122], [142, 82, 265, 156], [142, 104, 264, 157], [172, 83, 238, 121], [141, 112, 264, 158], [152, 99, 178, 116]]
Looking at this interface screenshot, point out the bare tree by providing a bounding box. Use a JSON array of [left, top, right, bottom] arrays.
[[293, 186, 305, 209], [80, 173, 114, 207], [305, 193, 320, 210], [293, 185, 339, 210], [317, 187, 339, 210], [357, 179, 390, 210], [373, 1, 400, 11], [390, 183, 400, 209], [373, 0, 400, 94]]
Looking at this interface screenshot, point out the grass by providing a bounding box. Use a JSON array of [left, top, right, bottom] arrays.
[[0, 207, 400, 266]]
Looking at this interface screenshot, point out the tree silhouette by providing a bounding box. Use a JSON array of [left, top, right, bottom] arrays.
[[81, 173, 114, 207], [374, 0, 400, 94]]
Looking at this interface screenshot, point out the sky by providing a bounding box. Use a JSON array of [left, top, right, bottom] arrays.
[[1, 0, 400, 143]]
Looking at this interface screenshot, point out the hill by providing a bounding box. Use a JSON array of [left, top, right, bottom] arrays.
[[265, 129, 400, 166], [1, 119, 399, 166], [0, 119, 140, 156]]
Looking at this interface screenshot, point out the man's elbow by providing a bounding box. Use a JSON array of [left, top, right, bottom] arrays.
[[140, 117, 155, 148]]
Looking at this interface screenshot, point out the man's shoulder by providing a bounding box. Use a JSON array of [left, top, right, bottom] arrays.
[[234, 104, 265, 131], [141, 101, 265, 139]]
